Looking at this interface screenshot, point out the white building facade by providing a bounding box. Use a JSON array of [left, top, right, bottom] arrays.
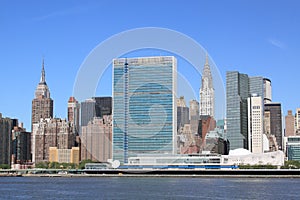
[[199, 54, 214, 117], [248, 95, 264, 153]]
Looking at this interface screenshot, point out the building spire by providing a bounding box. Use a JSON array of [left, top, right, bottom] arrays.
[[205, 52, 209, 66], [40, 58, 46, 83]]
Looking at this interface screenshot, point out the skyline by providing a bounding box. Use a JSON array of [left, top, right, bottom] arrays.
[[1, 1, 300, 131]]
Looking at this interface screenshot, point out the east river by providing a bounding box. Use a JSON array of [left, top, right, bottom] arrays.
[[0, 177, 299, 199]]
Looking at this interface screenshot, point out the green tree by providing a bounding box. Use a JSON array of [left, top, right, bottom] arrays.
[[0, 164, 10, 169]]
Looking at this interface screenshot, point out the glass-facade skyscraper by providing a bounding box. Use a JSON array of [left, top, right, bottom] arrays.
[[226, 71, 249, 150], [227, 71, 265, 151], [113, 56, 177, 164]]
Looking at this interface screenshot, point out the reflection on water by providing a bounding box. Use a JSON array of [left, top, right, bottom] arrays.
[[0, 177, 298, 200]]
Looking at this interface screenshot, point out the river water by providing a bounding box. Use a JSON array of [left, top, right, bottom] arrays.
[[0, 177, 298, 199]]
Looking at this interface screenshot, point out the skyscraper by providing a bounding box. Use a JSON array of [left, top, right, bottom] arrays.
[[11, 125, 31, 166], [226, 71, 266, 151], [177, 96, 189, 130], [81, 98, 97, 127], [113, 56, 177, 164], [0, 113, 18, 166], [199, 54, 214, 117], [189, 100, 199, 134], [263, 78, 272, 103], [93, 97, 112, 118], [80, 97, 112, 127], [248, 95, 263, 153], [67, 97, 80, 134], [226, 71, 249, 150], [264, 103, 283, 150], [285, 110, 295, 137], [31, 60, 53, 131]]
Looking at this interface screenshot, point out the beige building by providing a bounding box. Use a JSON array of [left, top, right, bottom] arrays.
[[81, 115, 112, 162], [248, 95, 263, 153], [189, 100, 199, 134], [49, 147, 80, 164], [285, 110, 295, 137]]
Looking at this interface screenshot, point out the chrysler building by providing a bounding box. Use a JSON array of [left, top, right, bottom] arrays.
[[199, 54, 214, 117]]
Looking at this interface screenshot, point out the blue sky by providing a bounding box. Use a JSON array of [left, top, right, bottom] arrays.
[[1, 0, 300, 131]]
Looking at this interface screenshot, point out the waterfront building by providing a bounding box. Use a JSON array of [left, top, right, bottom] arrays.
[[263, 78, 272, 103], [285, 110, 295, 137], [189, 100, 199, 134], [11, 126, 31, 166], [247, 95, 264, 153], [286, 136, 300, 161], [177, 96, 189, 130], [199, 54, 214, 117], [31, 59, 53, 131], [32, 118, 75, 164], [113, 56, 177, 164], [68, 97, 80, 134], [264, 103, 283, 150], [128, 150, 284, 167], [49, 147, 80, 164], [81, 116, 112, 162], [0, 113, 18, 166]]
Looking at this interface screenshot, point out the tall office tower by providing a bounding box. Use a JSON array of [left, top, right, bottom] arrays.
[[263, 78, 272, 103], [226, 71, 266, 150], [0, 113, 18, 166], [68, 97, 80, 133], [189, 100, 199, 134], [11, 125, 31, 166], [249, 77, 264, 99], [81, 115, 112, 162], [93, 97, 112, 118], [226, 71, 249, 150], [264, 103, 283, 150], [113, 56, 177, 164], [80, 97, 112, 127], [81, 98, 97, 127], [177, 96, 189, 130], [248, 95, 263, 153], [32, 118, 75, 163], [31, 60, 53, 131], [285, 110, 295, 137], [199, 54, 214, 117]]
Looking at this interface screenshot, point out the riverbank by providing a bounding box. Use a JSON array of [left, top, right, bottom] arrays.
[[1, 169, 300, 178], [19, 173, 300, 178]]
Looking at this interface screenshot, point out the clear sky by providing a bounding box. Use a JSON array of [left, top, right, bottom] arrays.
[[1, 0, 300, 131]]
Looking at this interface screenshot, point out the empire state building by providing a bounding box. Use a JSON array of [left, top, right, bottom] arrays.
[[199, 54, 214, 117], [31, 59, 53, 130]]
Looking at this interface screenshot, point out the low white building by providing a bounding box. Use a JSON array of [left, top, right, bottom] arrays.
[[224, 149, 284, 166]]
